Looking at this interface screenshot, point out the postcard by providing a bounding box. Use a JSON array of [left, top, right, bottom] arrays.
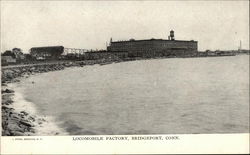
[[1, 1, 249, 154]]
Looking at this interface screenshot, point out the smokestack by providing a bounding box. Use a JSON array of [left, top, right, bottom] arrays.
[[109, 37, 113, 46]]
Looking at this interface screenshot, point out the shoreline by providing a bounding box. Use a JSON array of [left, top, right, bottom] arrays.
[[1, 55, 247, 136], [1, 59, 123, 136], [1, 62, 80, 136]]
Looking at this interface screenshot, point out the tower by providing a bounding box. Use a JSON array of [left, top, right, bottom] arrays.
[[170, 30, 175, 40], [110, 37, 113, 45]]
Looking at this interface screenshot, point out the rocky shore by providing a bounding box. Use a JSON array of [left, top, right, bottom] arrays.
[[1, 62, 82, 136], [1, 58, 131, 136], [2, 88, 38, 136]]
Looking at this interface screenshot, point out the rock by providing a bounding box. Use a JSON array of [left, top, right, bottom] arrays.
[[8, 122, 25, 133], [19, 120, 34, 127], [8, 111, 13, 116], [2, 105, 10, 110], [13, 79, 20, 82], [2, 107, 14, 115], [20, 111, 28, 116], [2, 117, 9, 129], [23, 132, 35, 136], [3, 99, 13, 105], [31, 67, 36, 70], [11, 131, 24, 136], [37, 118, 46, 124], [2, 129, 11, 136], [4, 70, 14, 75], [38, 121, 43, 125], [28, 116, 35, 122], [28, 127, 36, 133], [2, 93, 14, 100], [10, 113, 21, 120], [18, 114, 25, 119], [2, 89, 14, 93]]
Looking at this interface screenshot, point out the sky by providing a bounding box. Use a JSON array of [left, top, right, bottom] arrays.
[[1, 1, 249, 53]]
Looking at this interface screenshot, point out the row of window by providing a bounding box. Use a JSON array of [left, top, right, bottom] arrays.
[[111, 43, 197, 49]]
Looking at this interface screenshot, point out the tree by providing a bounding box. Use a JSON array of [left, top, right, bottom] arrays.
[[12, 48, 22, 52], [2, 50, 16, 58], [12, 48, 24, 60]]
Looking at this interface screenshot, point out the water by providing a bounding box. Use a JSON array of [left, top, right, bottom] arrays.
[[13, 55, 249, 135]]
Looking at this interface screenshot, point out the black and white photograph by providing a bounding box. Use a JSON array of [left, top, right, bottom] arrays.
[[1, 0, 249, 154]]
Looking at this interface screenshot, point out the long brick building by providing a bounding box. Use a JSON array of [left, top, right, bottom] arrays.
[[107, 30, 198, 58]]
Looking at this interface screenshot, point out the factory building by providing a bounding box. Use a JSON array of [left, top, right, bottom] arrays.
[[85, 51, 128, 60], [107, 30, 198, 58], [30, 46, 64, 60]]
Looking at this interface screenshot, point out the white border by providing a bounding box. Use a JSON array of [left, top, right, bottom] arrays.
[[1, 134, 249, 154]]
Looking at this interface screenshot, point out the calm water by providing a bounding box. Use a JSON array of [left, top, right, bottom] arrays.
[[13, 56, 249, 135]]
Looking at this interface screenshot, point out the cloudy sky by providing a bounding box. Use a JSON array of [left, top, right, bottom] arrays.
[[1, 1, 249, 53]]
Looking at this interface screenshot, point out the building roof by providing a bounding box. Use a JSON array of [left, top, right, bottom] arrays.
[[30, 46, 64, 50], [111, 39, 197, 43]]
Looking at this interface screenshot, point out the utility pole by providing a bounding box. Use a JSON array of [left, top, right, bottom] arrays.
[[239, 40, 242, 52]]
